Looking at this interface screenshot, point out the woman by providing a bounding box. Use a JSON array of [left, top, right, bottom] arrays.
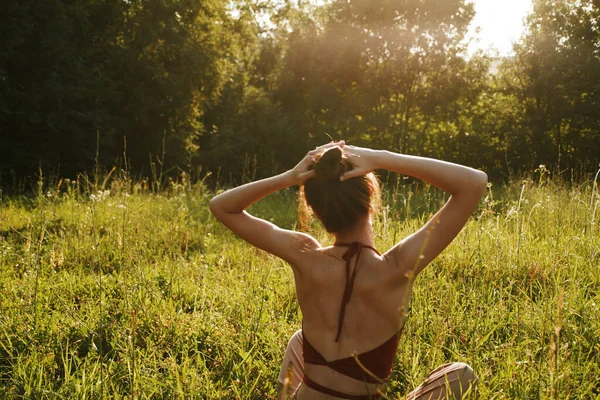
[[210, 142, 487, 399]]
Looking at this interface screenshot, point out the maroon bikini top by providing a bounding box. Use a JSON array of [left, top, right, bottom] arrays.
[[302, 242, 404, 383], [303, 328, 402, 383]]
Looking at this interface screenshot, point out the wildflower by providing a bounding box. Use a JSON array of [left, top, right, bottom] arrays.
[[90, 190, 111, 202]]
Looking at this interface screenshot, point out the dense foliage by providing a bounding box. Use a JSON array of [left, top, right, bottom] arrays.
[[1, 0, 599, 185]]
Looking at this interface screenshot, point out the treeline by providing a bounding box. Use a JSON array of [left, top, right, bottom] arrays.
[[1, 0, 599, 186]]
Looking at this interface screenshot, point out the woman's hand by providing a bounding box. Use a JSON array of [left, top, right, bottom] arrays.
[[340, 145, 381, 181], [288, 141, 345, 185]]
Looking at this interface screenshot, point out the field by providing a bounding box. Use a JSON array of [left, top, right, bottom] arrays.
[[0, 172, 599, 399]]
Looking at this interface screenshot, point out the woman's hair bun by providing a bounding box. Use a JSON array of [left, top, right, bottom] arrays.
[[314, 147, 348, 180], [301, 143, 380, 233]]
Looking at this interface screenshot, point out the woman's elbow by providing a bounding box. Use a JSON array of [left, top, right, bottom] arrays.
[[474, 170, 488, 196], [209, 196, 222, 219]]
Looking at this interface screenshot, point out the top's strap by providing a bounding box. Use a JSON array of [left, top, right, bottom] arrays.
[[333, 242, 380, 342]]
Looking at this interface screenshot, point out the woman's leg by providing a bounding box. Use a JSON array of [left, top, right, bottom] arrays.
[[406, 362, 478, 400], [277, 329, 304, 399]]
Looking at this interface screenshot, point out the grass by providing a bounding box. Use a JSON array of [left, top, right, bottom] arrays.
[[0, 171, 599, 399]]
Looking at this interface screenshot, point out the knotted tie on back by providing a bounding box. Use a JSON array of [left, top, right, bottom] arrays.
[[333, 241, 381, 342], [301, 241, 403, 395]]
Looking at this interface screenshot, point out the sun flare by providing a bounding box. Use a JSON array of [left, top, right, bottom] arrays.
[[467, 0, 533, 55]]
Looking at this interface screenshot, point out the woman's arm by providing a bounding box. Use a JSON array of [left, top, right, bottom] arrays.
[[209, 143, 340, 265], [210, 172, 295, 216], [342, 146, 488, 276]]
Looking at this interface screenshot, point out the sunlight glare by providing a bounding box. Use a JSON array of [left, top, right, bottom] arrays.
[[467, 0, 533, 56]]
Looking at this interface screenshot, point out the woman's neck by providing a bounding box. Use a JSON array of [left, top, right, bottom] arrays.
[[333, 217, 374, 247]]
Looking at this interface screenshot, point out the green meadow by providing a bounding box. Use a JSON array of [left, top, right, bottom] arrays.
[[0, 172, 599, 399]]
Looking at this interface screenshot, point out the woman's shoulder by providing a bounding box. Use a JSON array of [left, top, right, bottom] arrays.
[[291, 245, 345, 281]]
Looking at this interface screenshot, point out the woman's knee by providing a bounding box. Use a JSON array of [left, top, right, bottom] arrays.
[[455, 362, 477, 383], [452, 362, 478, 394], [281, 329, 304, 373], [278, 329, 305, 395], [289, 329, 303, 347]]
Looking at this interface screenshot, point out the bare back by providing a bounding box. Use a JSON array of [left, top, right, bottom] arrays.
[[291, 245, 412, 397]]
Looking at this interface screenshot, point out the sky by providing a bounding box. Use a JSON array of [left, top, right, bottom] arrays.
[[467, 0, 534, 56]]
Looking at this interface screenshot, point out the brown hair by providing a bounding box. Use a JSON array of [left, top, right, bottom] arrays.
[[300, 146, 380, 233]]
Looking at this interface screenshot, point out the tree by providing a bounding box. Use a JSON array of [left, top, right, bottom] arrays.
[[274, 0, 489, 159], [0, 0, 232, 182], [499, 0, 600, 173]]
